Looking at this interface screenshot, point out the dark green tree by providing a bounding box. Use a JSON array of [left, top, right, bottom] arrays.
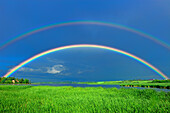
[[6, 77, 15, 81], [0, 77, 6, 83], [23, 79, 29, 84], [19, 78, 24, 83], [5, 80, 12, 84]]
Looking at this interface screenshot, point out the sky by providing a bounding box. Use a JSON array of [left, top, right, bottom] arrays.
[[0, 0, 170, 82]]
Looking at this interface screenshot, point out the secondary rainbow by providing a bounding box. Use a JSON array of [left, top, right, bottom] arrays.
[[0, 20, 169, 50], [3, 44, 169, 80]]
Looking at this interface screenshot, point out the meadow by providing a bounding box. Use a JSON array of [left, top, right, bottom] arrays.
[[0, 85, 169, 113], [120, 83, 170, 89], [79, 80, 170, 89]]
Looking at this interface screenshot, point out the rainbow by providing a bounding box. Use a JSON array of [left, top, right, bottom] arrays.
[[3, 44, 169, 80], [0, 20, 169, 50]]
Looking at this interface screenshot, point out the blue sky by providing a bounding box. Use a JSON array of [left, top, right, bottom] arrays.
[[0, 0, 170, 82]]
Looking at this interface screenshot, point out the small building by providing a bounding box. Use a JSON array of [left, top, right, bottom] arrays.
[[12, 80, 15, 84]]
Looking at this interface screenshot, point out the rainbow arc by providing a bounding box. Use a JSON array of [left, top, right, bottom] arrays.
[[0, 20, 169, 50], [3, 44, 169, 80]]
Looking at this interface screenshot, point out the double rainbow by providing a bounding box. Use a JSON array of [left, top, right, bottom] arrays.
[[0, 20, 169, 50], [3, 44, 169, 80]]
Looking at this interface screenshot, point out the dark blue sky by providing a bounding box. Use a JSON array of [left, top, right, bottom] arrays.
[[0, 0, 170, 82]]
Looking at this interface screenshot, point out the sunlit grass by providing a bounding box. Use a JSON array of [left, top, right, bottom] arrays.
[[79, 80, 170, 89], [0, 85, 169, 112]]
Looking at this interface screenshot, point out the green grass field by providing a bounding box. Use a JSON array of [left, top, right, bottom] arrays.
[[0, 85, 169, 113], [78, 80, 170, 89], [120, 83, 170, 89]]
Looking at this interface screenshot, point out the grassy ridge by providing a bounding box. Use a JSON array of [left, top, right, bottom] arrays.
[[31, 80, 170, 89], [0, 85, 169, 113], [120, 83, 170, 89], [78, 80, 170, 89]]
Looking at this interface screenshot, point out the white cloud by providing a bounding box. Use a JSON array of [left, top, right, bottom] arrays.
[[18, 65, 67, 75], [19, 67, 39, 72], [46, 65, 65, 74]]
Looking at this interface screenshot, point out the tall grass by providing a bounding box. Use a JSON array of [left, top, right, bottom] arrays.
[[0, 85, 169, 113]]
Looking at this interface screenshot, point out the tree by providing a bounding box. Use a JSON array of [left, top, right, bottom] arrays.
[[0, 77, 6, 83], [5, 80, 12, 84], [19, 78, 24, 83], [23, 79, 29, 84], [6, 77, 15, 81]]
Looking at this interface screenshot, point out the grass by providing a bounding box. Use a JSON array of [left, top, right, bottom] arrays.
[[0, 85, 169, 113], [77, 80, 170, 89], [120, 83, 170, 89], [31, 80, 170, 89]]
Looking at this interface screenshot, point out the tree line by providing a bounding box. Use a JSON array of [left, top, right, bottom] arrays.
[[0, 77, 30, 84], [151, 79, 170, 83]]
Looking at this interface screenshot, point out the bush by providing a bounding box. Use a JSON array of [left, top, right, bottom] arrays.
[[152, 79, 170, 83], [5, 80, 13, 84], [23, 79, 29, 84], [19, 78, 24, 83]]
